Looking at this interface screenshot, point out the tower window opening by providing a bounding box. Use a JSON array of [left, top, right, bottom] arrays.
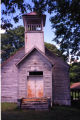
[[27, 24, 42, 31]]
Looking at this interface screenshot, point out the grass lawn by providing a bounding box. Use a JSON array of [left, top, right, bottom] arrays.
[[1, 103, 80, 120]]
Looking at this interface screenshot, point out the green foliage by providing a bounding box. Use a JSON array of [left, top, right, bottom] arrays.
[[2, 0, 80, 58], [1, 26, 24, 61], [70, 62, 80, 82], [32, 0, 80, 58], [45, 42, 62, 56], [32, 0, 47, 15], [1, 0, 31, 29], [49, 0, 80, 58], [45, 42, 67, 61], [1, 26, 61, 62]]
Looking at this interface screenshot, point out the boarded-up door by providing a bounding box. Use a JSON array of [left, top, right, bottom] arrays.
[[27, 76, 43, 98]]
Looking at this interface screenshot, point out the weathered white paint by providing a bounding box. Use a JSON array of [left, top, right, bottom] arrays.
[[1, 12, 71, 106], [25, 32, 45, 53], [1, 48, 25, 102], [27, 77, 35, 98], [18, 50, 52, 100], [1, 47, 71, 105], [27, 76, 43, 98]]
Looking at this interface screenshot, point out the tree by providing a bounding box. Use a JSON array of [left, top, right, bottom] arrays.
[[1, 0, 32, 29], [32, 0, 80, 59], [1, 26, 24, 61], [47, 0, 80, 59], [70, 62, 80, 83], [1, 26, 62, 62], [31, 0, 80, 59], [45, 42, 62, 56], [1, 0, 80, 59]]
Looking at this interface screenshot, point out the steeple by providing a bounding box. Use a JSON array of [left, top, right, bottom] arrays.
[[22, 12, 46, 53]]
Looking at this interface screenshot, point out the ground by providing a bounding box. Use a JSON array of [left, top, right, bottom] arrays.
[[1, 103, 80, 120]]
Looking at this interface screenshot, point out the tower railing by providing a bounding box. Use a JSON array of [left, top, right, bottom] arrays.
[[26, 24, 42, 31]]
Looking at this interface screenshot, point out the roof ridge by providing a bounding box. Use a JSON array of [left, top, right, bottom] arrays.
[[16, 47, 53, 66], [1, 47, 24, 67], [45, 47, 69, 67]]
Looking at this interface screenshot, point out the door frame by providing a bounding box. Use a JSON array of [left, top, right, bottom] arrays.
[[27, 75, 44, 98]]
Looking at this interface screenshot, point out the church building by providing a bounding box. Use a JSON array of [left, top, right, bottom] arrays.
[[1, 12, 71, 108]]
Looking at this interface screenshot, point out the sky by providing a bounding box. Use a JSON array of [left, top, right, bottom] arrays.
[[1, 0, 59, 48], [1, 0, 80, 62], [13, 12, 58, 48]]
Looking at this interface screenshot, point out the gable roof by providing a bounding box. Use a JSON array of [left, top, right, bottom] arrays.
[[45, 47, 69, 68], [24, 12, 38, 16], [16, 47, 53, 66], [70, 82, 80, 90], [1, 47, 25, 67], [22, 12, 46, 26], [2, 46, 69, 68], [22, 12, 46, 17]]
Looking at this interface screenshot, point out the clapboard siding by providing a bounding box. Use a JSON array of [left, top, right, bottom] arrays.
[[45, 48, 71, 105], [1, 48, 25, 102], [1, 47, 71, 105], [1, 66, 18, 102], [17, 50, 52, 100], [52, 65, 70, 105]]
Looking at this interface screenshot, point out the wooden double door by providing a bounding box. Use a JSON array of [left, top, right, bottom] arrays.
[[27, 76, 43, 98]]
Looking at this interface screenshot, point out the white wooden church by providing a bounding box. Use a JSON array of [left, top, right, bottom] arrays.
[[1, 12, 71, 109]]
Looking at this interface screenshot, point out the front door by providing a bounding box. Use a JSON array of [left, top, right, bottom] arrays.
[[27, 76, 43, 98]]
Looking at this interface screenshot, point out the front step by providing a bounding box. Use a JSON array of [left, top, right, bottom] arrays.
[[18, 98, 51, 110]]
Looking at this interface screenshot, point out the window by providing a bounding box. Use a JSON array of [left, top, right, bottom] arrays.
[[29, 71, 43, 76]]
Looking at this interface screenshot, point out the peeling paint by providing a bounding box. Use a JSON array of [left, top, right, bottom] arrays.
[[27, 76, 43, 98]]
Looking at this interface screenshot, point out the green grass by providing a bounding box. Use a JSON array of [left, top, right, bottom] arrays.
[[1, 103, 17, 111], [1, 103, 80, 120]]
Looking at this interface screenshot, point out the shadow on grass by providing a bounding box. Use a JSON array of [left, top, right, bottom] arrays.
[[71, 100, 80, 109], [1, 102, 80, 120]]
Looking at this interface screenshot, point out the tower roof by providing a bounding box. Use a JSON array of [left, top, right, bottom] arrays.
[[24, 12, 38, 16], [22, 12, 46, 26], [23, 12, 45, 16]]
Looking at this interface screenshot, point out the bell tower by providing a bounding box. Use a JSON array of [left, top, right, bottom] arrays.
[[22, 12, 46, 53]]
